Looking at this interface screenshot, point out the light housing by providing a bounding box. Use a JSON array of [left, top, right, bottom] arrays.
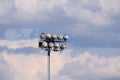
[[42, 42, 48, 48], [40, 33, 46, 39], [58, 34, 63, 40], [54, 42, 60, 48], [63, 34, 69, 40], [53, 48, 59, 51], [52, 34, 57, 39], [49, 42, 54, 48], [60, 44, 66, 49], [39, 42, 42, 47], [39, 33, 68, 51], [46, 33, 51, 39]]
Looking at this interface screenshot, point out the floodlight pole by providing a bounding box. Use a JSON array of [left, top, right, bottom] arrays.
[[48, 48, 50, 80], [39, 33, 69, 80]]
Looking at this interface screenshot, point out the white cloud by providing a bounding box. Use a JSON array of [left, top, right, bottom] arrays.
[[0, 50, 120, 80], [14, 0, 38, 13], [0, 39, 38, 49], [62, 0, 120, 25], [14, 0, 59, 21], [0, 50, 71, 80], [59, 52, 120, 80], [0, 0, 119, 25], [99, 0, 120, 15]]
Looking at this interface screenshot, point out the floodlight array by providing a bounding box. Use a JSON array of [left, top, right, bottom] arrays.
[[39, 33, 68, 51]]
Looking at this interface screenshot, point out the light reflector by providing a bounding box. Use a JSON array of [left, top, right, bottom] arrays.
[[63, 34, 69, 40], [60, 44, 66, 49], [54, 42, 60, 48], [42, 42, 48, 48], [46, 33, 51, 39], [40, 33, 46, 39], [58, 34, 63, 40], [52, 34, 57, 39], [49, 42, 54, 48]]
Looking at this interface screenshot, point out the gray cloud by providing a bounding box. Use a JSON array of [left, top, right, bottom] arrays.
[[0, 0, 119, 24]]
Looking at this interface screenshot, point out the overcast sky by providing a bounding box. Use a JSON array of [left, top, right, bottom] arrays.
[[0, 0, 120, 80]]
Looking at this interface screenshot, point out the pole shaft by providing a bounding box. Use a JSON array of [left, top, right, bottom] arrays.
[[48, 48, 50, 80]]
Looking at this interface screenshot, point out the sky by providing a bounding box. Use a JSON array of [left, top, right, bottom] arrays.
[[0, 0, 120, 80]]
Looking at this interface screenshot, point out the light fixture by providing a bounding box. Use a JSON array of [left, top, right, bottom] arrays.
[[60, 44, 66, 49], [42, 41, 48, 48], [46, 33, 51, 39], [54, 42, 60, 48], [49, 42, 54, 48], [58, 34, 63, 40], [52, 34, 57, 39], [39, 33, 69, 80], [40, 33, 46, 39], [63, 34, 69, 40]]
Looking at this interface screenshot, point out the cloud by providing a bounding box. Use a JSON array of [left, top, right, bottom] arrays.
[[0, 50, 120, 80], [0, 39, 38, 49], [0, 0, 120, 25], [0, 50, 70, 80], [0, 53, 14, 80], [99, 0, 120, 15], [14, 0, 38, 13], [59, 52, 120, 80], [64, 0, 120, 25]]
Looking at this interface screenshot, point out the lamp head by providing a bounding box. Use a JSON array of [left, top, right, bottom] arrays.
[[58, 34, 63, 40], [63, 34, 69, 40], [40, 33, 46, 39], [46, 33, 51, 39], [42, 42, 48, 48], [52, 34, 57, 39], [54, 42, 60, 48], [49, 42, 54, 48], [60, 44, 66, 49], [39, 33, 69, 51]]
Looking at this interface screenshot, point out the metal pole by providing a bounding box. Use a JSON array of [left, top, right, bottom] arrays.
[[48, 48, 50, 80]]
